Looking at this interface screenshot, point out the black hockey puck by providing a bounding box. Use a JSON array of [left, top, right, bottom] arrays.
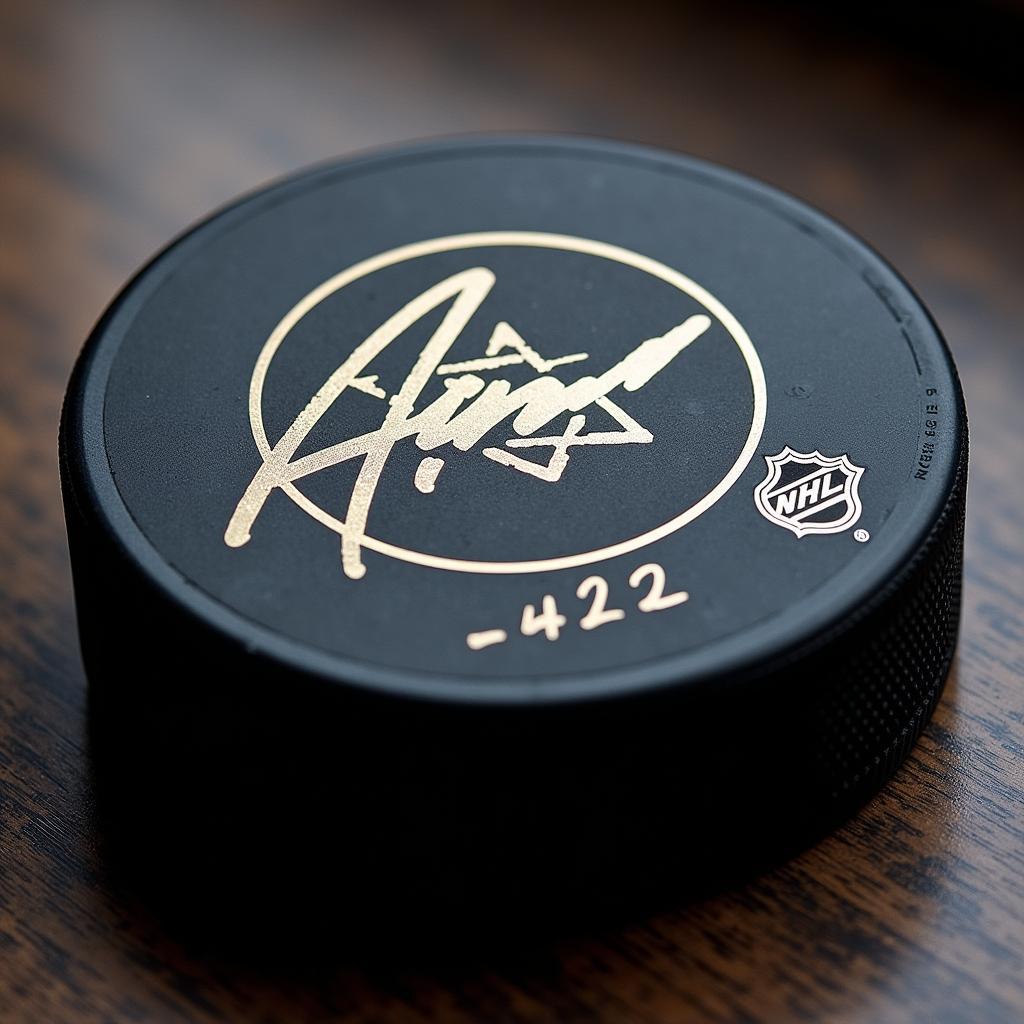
[[60, 136, 966, 923]]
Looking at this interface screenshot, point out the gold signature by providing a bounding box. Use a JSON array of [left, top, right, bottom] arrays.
[[225, 266, 710, 580]]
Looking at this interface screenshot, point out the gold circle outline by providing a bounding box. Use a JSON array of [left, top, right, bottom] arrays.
[[250, 231, 767, 574]]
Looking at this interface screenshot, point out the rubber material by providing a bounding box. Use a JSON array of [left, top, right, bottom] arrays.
[[59, 136, 967, 922]]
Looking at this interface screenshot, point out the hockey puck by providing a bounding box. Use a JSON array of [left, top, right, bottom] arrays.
[[60, 137, 966, 920]]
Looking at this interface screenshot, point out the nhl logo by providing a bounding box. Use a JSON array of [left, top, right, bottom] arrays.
[[754, 447, 865, 538]]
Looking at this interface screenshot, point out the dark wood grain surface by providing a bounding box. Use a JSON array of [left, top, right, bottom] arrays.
[[2, 1, 1022, 1020]]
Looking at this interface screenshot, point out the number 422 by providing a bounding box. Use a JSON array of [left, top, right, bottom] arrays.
[[467, 563, 687, 649]]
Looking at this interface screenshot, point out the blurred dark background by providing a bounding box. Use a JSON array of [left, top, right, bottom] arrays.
[[1, 1, 1022, 1021]]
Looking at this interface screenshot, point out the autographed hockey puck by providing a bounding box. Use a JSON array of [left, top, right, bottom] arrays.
[[60, 137, 966, 919]]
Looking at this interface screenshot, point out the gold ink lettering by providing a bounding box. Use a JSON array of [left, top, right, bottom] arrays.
[[414, 457, 445, 494], [629, 562, 689, 612], [520, 595, 566, 641], [577, 575, 626, 631], [466, 628, 508, 650], [225, 264, 712, 580]]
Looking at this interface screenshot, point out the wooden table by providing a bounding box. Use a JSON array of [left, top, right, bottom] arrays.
[[2, 1, 1022, 1020]]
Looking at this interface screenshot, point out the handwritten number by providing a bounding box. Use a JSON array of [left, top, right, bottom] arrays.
[[521, 595, 566, 641], [576, 576, 626, 631], [488, 565, 686, 652], [629, 563, 688, 612]]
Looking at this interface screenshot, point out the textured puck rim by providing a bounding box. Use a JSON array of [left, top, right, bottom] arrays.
[[61, 134, 966, 705]]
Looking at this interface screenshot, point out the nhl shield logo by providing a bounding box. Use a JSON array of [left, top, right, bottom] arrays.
[[754, 447, 865, 537]]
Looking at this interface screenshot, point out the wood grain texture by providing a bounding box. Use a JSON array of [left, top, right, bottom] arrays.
[[1, 1, 1022, 1020]]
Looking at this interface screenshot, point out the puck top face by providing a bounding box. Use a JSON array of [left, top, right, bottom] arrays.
[[74, 137, 963, 701]]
